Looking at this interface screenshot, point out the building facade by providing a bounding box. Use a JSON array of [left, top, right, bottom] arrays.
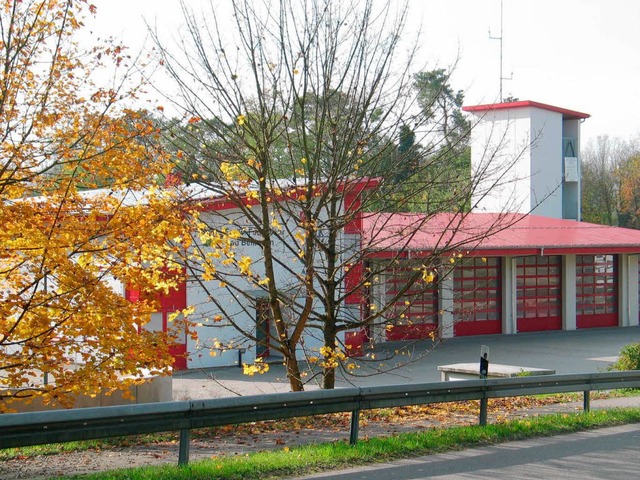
[[149, 101, 640, 369], [359, 213, 640, 344], [351, 101, 640, 349]]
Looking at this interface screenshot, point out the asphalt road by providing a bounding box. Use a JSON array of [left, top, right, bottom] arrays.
[[291, 423, 640, 479]]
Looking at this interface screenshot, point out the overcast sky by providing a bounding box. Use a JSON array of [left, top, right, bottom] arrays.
[[88, 0, 640, 148]]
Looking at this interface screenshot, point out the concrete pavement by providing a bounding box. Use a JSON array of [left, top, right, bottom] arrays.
[[173, 327, 640, 399]]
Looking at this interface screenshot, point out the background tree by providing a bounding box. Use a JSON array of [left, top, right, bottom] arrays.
[[155, 0, 519, 391], [379, 69, 472, 212], [581, 135, 639, 227], [414, 68, 470, 153], [0, 0, 191, 410], [618, 150, 640, 229]]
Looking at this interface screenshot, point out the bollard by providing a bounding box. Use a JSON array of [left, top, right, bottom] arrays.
[[479, 345, 489, 426]]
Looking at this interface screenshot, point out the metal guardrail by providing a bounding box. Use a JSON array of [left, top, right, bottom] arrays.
[[2, 370, 640, 465]]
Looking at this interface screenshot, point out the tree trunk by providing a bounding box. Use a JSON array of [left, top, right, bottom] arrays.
[[322, 327, 337, 389], [285, 351, 304, 391]]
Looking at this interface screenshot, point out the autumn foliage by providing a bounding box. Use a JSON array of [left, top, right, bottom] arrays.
[[618, 154, 640, 229], [0, 1, 190, 409]]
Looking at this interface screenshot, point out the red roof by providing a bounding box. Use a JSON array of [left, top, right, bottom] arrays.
[[462, 100, 590, 121], [190, 177, 380, 212], [362, 213, 640, 257]]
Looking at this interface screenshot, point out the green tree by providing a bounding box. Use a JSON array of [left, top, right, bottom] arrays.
[[379, 69, 472, 213], [581, 135, 639, 226], [414, 68, 470, 152]]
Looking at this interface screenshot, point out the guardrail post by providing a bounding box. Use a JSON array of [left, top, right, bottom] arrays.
[[478, 379, 488, 426], [583, 391, 590, 413], [349, 409, 360, 445], [178, 428, 190, 465], [479, 396, 488, 426]]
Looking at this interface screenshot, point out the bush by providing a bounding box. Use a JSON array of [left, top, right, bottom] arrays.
[[611, 343, 640, 371]]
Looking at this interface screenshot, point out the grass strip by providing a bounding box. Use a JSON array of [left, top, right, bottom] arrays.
[[0, 393, 573, 461], [66, 408, 640, 480]]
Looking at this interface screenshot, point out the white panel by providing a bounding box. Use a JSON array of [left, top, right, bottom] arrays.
[[562, 255, 577, 330], [146, 313, 163, 332], [564, 157, 579, 182]]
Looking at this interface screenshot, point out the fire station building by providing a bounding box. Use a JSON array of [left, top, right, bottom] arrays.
[[356, 101, 640, 343]]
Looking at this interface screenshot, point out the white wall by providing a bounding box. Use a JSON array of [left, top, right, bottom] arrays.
[[469, 105, 568, 218], [470, 108, 532, 214], [529, 108, 563, 218], [185, 202, 332, 368]]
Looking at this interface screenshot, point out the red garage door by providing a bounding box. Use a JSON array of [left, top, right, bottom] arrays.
[[516, 256, 562, 332], [576, 255, 617, 328], [384, 266, 438, 340], [454, 257, 502, 336]]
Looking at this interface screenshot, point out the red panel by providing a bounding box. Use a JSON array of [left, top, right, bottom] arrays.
[[169, 344, 188, 370], [158, 311, 189, 371], [126, 274, 188, 370], [386, 323, 437, 341], [156, 268, 187, 311], [342, 179, 380, 233], [156, 272, 188, 370], [344, 193, 362, 234], [345, 329, 367, 357], [158, 280, 187, 311], [517, 316, 561, 332], [577, 314, 618, 329], [344, 215, 362, 234], [125, 287, 140, 303], [454, 320, 501, 336], [344, 262, 364, 304]]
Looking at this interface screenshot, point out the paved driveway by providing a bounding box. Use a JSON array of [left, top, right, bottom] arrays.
[[173, 327, 640, 399]]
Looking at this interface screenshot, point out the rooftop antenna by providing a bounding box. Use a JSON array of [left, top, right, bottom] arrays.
[[489, 0, 512, 101]]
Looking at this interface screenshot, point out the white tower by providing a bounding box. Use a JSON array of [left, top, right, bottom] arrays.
[[463, 100, 589, 220]]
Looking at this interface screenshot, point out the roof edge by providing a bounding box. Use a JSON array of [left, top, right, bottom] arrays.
[[462, 100, 590, 120]]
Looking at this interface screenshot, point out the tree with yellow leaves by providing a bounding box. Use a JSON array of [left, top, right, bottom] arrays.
[[0, 0, 191, 410]]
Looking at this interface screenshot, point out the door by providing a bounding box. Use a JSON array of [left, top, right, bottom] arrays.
[[255, 299, 271, 358]]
